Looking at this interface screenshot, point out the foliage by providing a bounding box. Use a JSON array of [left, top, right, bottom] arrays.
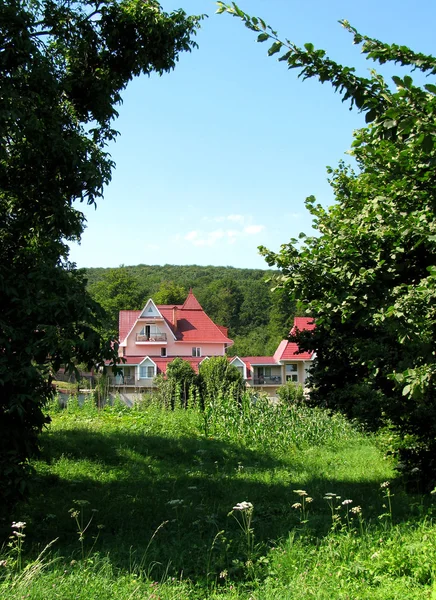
[[198, 356, 244, 404], [0, 0, 201, 508], [86, 264, 293, 355], [153, 280, 187, 305], [166, 357, 199, 408], [88, 267, 144, 335], [276, 381, 305, 405], [218, 3, 436, 485], [197, 278, 244, 332], [4, 402, 436, 599]]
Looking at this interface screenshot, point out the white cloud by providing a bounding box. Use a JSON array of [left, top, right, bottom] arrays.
[[226, 214, 245, 224], [244, 225, 265, 235], [182, 215, 265, 248]]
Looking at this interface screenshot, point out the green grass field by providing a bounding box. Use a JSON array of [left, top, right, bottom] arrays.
[[1, 395, 435, 599]]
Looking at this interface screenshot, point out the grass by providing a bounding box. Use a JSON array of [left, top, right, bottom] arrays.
[[1, 393, 435, 599]]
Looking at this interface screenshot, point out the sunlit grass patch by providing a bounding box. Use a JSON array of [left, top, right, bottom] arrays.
[[1, 396, 434, 599]]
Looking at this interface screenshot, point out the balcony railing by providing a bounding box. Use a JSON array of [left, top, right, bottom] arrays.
[[109, 376, 135, 386], [253, 376, 282, 385], [136, 333, 167, 342]]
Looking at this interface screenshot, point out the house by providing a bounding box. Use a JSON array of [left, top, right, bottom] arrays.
[[230, 317, 315, 397], [108, 290, 233, 389], [108, 291, 314, 401]]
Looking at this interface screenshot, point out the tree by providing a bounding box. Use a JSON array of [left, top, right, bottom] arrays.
[[198, 278, 243, 333], [199, 356, 244, 403], [88, 267, 144, 336], [218, 3, 436, 484], [153, 281, 187, 305], [0, 0, 201, 507], [166, 358, 198, 408]]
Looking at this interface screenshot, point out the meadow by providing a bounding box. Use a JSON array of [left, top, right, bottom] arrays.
[[1, 394, 435, 599]]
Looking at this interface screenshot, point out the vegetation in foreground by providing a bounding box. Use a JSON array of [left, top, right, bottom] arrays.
[[219, 2, 436, 485], [1, 395, 435, 599]]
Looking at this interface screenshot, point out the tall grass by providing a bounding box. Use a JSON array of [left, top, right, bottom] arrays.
[[1, 392, 435, 599]]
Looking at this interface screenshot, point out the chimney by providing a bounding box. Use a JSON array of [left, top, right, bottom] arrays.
[[172, 306, 178, 329]]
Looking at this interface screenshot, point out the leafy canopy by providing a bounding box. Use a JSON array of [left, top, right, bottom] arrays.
[[218, 2, 436, 483], [0, 0, 201, 506]]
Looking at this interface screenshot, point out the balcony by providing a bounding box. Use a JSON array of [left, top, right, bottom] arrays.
[[109, 376, 135, 386], [136, 333, 167, 342], [253, 376, 282, 385]]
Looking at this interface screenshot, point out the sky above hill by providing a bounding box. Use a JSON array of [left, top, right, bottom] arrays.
[[68, 0, 436, 270]]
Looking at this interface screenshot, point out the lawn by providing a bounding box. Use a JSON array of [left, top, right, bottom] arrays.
[[1, 394, 435, 599]]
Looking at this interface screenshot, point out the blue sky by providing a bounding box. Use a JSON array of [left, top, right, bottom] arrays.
[[69, 0, 436, 270]]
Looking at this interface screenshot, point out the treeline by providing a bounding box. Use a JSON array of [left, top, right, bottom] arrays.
[[85, 264, 299, 356]]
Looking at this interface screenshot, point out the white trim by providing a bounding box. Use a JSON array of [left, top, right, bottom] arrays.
[[229, 356, 247, 380], [138, 356, 157, 379], [140, 299, 162, 318]]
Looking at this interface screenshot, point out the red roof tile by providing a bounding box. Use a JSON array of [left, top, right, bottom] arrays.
[[292, 317, 316, 333], [118, 292, 232, 345], [239, 356, 278, 365], [119, 310, 141, 345], [182, 289, 203, 310], [119, 356, 207, 374], [275, 316, 315, 361]]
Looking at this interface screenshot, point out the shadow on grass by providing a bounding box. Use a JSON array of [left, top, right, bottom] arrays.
[[8, 423, 413, 583]]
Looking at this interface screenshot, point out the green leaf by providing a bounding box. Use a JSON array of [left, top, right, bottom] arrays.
[[304, 42, 314, 52], [424, 83, 436, 94], [268, 41, 283, 56], [257, 32, 269, 42], [421, 134, 434, 153]]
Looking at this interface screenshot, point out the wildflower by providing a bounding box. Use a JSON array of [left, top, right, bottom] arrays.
[[11, 522, 26, 529], [293, 489, 308, 496], [351, 506, 362, 514], [342, 499, 353, 506], [292, 502, 302, 509], [380, 481, 390, 488], [0, 560, 7, 568], [219, 570, 228, 579], [232, 501, 253, 511], [305, 497, 313, 503], [12, 532, 25, 538]]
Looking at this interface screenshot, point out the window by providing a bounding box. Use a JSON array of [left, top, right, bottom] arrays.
[[139, 365, 155, 378], [192, 347, 201, 357], [235, 366, 245, 379], [286, 364, 298, 383], [161, 347, 167, 357]]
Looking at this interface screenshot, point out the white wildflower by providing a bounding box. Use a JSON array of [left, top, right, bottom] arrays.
[[232, 501, 253, 511]]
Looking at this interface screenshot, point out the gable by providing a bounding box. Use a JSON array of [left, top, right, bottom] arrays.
[[140, 299, 162, 318]]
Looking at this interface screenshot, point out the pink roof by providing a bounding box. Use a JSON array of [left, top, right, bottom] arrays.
[[119, 310, 141, 345], [240, 356, 278, 365], [118, 291, 232, 345], [182, 289, 203, 310], [292, 317, 316, 334], [274, 316, 315, 361], [120, 356, 206, 374]]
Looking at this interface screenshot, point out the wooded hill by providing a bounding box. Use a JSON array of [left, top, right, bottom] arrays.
[[85, 264, 298, 356]]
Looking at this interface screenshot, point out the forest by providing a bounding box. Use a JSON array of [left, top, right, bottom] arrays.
[[85, 263, 300, 356]]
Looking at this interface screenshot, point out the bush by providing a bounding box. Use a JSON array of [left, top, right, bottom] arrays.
[[277, 381, 305, 405]]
